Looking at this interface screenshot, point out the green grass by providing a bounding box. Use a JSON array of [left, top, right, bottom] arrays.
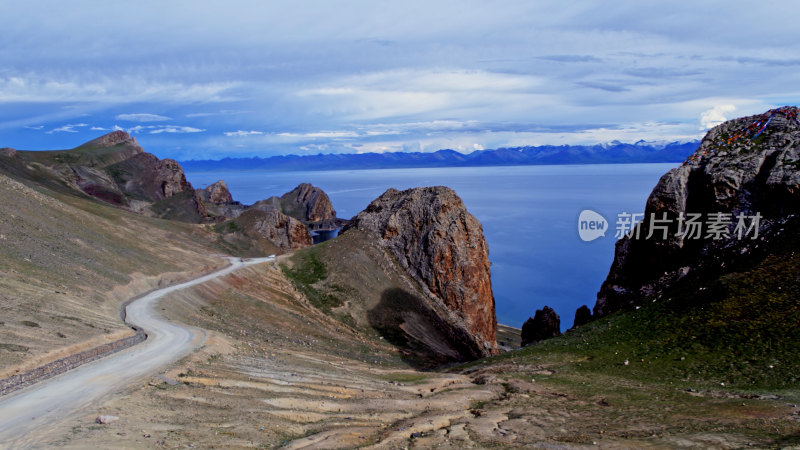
[[378, 372, 431, 384], [470, 242, 800, 395], [280, 244, 344, 314], [213, 220, 241, 234]]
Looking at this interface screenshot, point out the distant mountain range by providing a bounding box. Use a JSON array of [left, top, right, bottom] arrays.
[[180, 140, 700, 172]]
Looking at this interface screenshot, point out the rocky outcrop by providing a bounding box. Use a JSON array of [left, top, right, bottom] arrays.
[[109, 152, 193, 202], [84, 130, 139, 149], [595, 106, 800, 317], [572, 305, 593, 329], [280, 183, 336, 223], [344, 186, 497, 357], [0, 148, 16, 158], [521, 306, 561, 346], [251, 196, 282, 212], [199, 180, 234, 204], [235, 208, 313, 252]]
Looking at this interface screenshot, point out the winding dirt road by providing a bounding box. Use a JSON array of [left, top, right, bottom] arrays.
[[0, 256, 273, 447]]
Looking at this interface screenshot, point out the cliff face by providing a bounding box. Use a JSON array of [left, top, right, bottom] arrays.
[[109, 152, 193, 202], [280, 183, 336, 223], [235, 208, 313, 252], [595, 106, 800, 317], [198, 180, 234, 204], [345, 186, 497, 357]]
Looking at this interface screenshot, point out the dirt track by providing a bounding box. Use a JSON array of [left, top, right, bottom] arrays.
[[0, 257, 273, 448]]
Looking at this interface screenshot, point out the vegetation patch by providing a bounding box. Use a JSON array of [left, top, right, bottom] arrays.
[[281, 246, 344, 314], [0, 343, 29, 352]]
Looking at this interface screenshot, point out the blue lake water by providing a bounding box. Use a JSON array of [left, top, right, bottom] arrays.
[[185, 164, 676, 330]]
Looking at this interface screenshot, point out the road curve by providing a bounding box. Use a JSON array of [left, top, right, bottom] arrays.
[[0, 256, 273, 447]]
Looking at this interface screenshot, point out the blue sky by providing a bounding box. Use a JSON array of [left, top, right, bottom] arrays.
[[1, 1, 799, 160]]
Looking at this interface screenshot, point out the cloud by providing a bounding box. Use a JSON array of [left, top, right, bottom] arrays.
[[46, 123, 88, 133], [149, 125, 204, 134], [224, 130, 264, 137], [700, 105, 736, 130], [538, 55, 603, 63], [0, 74, 239, 104], [115, 113, 171, 122], [277, 131, 359, 139], [116, 124, 205, 134], [24, 125, 44, 130], [90, 126, 108, 131]]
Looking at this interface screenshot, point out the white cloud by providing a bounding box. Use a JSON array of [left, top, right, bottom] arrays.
[[46, 123, 88, 133], [148, 125, 204, 134], [90, 126, 108, 131], [115, 113, 171, 122], [116, 124, 204, 134], [224, 130, 264, 137], [277, 131, 359, 139], [700, 104, 736, 130], [0, 74, 239, 104]]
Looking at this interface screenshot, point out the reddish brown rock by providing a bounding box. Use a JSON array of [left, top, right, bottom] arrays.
[[236, 208, 313, 252], [280, 183, 336, 222], [84, 130, 139, 148], [345, 186, 497, 357], [199, 180, 233, 204], [110, 153, 193, 201], [0, 148, 16, 158]]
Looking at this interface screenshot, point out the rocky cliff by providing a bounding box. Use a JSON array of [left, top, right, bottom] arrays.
[[234, 208, 313, 252], [344, 186, 497, 357], [198, 180, 234, 204], [594, 106, 800, 317], [280, 183, 336, 223]]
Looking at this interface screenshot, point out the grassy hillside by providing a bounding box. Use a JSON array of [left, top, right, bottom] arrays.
[[0, 172, 226, 374], [489, 218, 800, 391], [280, 229, 487, 367]]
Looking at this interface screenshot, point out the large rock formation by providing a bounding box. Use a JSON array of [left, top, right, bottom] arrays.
[[521, 306, 561, 346], [344, 186, 497, 356], [572, 305, 593, 329], [83, 130, 139, 149], [109, 152, 193, 202], [198, 180, 234, 204], [594, 106, 800, 317], [280, 183, 336, 223], [235, 208, 313, 252], [0, 148, 17, 158]]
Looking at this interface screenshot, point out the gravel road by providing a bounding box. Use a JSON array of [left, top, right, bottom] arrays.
[[0, 256, 273, 447]]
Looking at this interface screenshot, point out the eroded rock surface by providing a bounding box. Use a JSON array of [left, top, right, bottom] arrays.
[[235, 208, 313, 252], [198, 180, 234, 204], [280, 183, 336, 222], [595, 106, 800, 317], [345, 186, 497, 357]]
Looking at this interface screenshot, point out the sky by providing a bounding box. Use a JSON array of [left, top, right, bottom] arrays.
[[1, 1, 799, 160]]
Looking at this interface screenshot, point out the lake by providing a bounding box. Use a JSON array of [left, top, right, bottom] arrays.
[[185, 164, 676, 330]]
